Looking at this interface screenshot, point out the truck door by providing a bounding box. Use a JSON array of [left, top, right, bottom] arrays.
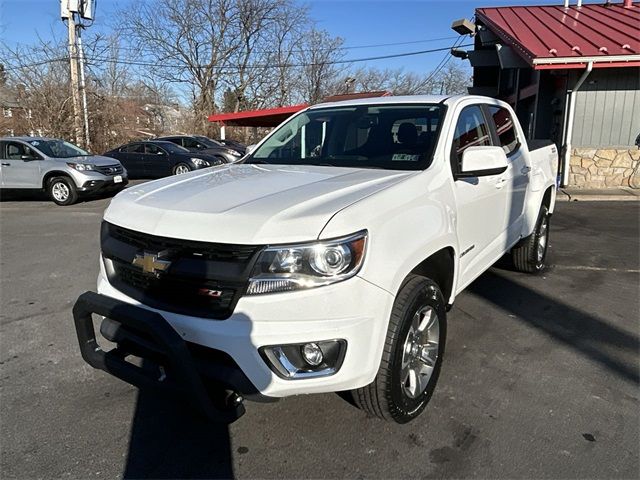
[[485, 105, 529, 246], [451, 105, 510, 289], [0, 141, 43, 188]]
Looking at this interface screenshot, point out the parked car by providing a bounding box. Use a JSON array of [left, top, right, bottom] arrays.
[[103, 140, 224, 179], [0, 137, 127, 205], [73, 95, 558, 423], [156, 135, 244, 162], [215, 138, 247, 155]]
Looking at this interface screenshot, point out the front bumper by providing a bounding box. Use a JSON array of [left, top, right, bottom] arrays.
[[95, 261, 394, 398], [78, 177, 129, 194]]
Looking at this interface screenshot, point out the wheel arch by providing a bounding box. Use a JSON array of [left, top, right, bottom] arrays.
[[408, 246, 456, 307], [42, 171, 73, 190], [542, 185, 555, 214]]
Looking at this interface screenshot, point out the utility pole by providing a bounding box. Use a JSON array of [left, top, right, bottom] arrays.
[[77, 28, 90, 148], [67, 11, 83, 146]]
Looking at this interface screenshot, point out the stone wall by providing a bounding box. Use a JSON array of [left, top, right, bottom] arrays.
[[569, 148, 640, 188]]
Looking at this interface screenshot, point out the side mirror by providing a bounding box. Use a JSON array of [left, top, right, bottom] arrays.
[[458, 146, 508, 178]]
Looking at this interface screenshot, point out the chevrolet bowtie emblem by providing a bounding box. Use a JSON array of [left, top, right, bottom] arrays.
[[132, 251, 171, 276]]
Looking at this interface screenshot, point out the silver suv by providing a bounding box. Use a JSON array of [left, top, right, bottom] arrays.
[[0, 137, 128, 205]]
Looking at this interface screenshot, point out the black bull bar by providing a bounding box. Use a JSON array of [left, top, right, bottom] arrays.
[[72, 291, 246, 423]]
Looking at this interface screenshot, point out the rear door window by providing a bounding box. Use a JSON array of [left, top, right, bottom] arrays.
[[487, 106, 519, 155]]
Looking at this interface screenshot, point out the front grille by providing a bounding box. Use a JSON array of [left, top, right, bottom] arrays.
[[101, 222, 262, 319], [95, 164, 124, 176]]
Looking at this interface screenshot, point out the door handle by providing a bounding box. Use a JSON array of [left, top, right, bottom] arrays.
[[1, 163, 10, 166], [521, 166, 531, 175]]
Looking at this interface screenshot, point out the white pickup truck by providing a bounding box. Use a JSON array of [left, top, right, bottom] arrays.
[[73, 95, 557, 423]]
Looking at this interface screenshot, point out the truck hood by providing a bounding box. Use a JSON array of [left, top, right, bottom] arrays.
[[104, 164, 415, 244]]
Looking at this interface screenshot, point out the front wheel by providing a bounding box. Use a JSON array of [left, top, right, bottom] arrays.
[[351, 275, 446, 423], [173, 163, 191, 175], [512, 205, 550, 273], [47, 176, 78, 206]]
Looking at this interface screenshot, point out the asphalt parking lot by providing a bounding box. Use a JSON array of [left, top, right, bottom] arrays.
[[0, 192, 638, 479]]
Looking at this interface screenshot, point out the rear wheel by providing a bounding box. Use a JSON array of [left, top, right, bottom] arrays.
[[351, 275, 446, 423], [47, 176, 78, 206], [173, 163, 191, 175], [512, 205, 550, 273]]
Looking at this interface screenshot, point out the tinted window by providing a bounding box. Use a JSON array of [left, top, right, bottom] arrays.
[[183, 138, 201, 149], [451, 105, 492, 171], [488, 106, 519, 155], [123, 143, 145, 153], [145, 144, 162, 154]]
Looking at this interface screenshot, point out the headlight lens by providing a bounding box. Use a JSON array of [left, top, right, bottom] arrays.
[[190, 158, 210, 167], [67, 162, 95, 171], [246, 231, 367, 295]]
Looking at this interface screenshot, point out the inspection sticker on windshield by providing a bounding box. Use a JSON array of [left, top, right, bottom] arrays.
[[392, 153, 420, 162]]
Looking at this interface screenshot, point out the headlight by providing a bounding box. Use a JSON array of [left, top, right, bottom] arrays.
[[67, 162, 95, 171], [228, 150, 242, 157], [190, 158, 210, 167], [246, 231, 367, 295]]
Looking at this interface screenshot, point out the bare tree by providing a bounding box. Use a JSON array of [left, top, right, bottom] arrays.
[[432, 62, 471, 95], [296, 28, 346, 104]]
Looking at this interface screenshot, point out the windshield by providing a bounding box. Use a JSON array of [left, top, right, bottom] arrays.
[[247, 104, 445, 170], [27, 139, 90, 158], [194, 136, 223, 148]]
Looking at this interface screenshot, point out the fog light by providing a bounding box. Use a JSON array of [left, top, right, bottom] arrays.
[[259, 340, 347, 379], [301, 342, 323, 366]]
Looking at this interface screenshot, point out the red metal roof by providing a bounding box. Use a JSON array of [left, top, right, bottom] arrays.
[[207, 104, 308, 127], [476, 2, 640, 69]]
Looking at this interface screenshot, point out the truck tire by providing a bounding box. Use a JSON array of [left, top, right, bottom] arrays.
[[47, 176, 78, 206], [512, 204, 550, 273], [351, 274, 446, 423]]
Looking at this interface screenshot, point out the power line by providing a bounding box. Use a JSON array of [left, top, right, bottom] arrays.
[[109, 35, 461, 55], [4, 43, 473, 74], [84, 44, 474, 70]]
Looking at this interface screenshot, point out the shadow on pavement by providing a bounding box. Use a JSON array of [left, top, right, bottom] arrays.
[[467, 269, 639, 385], [123, 390, 233, 479]]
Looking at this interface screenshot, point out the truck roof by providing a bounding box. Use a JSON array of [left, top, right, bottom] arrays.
[[308, 94, 504, 110]]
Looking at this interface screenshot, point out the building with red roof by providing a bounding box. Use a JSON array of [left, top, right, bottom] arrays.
[[453, 0, 639, 187]]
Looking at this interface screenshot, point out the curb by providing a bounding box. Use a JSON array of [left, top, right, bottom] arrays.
[[557, 188, 640, 202]]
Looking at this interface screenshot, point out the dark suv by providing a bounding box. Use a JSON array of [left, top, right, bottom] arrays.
[[156, 135, 243, 163]]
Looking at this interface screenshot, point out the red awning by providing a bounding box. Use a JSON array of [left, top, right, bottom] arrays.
[[476, 2, 640, 69], [207, 104, 308, 127]]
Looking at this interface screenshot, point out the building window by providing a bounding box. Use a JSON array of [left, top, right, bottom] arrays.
[[3, 108, 12, 118]]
